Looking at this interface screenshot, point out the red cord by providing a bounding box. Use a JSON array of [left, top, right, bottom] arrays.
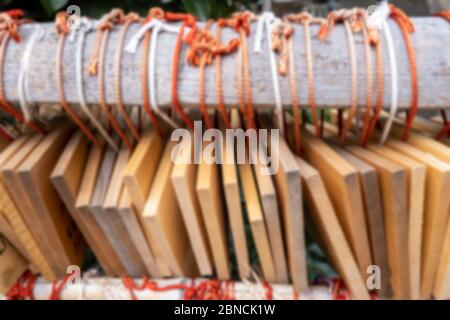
[[6, 270, 37, 300], [165, 12, 196, 130], [389, 5, 418, 141], [0, 125, 13, 141]]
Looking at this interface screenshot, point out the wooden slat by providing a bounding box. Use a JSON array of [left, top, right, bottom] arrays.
[[346, 146, 410, 300], [102, 148, 147, 277], [0, 237, 28, 294], [0, 213, 30, 261], [51, 132, 116, 276], [221, 136, 250, 280], [384, 138, 450, 300], [0, 135, 55, 280], [171, 138, 213, 276], [239, 162, 277, 282], [253, 160, 289, 283], [16, 125, 84, 273], [117, 187, 160, 277], [143, 141, 197, 277], [367, 144, 426, 300], [123, 129, 170, 277], [1, 134, 63, 275], [271, 138, 308, 292], [297, 157, 370, 300], [196, 157, 230, 279], [75, 144, 126, 275], [332, 147, 391, 298], [302, 131, 372, 277]]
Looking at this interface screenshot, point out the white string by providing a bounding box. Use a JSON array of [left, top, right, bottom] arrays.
[[254, 12, 285, 134], [126, 19, 186, 129], [73, 18, 119, 151], [148, 20, 185, 129], [368, 1, 397, 144], [17, 25, 44, 122]]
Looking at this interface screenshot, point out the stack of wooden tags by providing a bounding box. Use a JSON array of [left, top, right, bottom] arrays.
[[3, 112, 450, 301]]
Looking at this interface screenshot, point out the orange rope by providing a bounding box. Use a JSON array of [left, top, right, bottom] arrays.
[[165, 12, 196, 130], [114, 12, 141, 141], [121, 276, 236, 300], [288, 13, 324, 137], [197, 21, 215, 129], [319, 10, 359, 143], [228, 12, 255, 129], [89, 9, 132, 149], [361, 39, 383, 146], [55, 12, 100, 146], [390, 5, 418, 141], [274, 20, 301, 154], [434, 12, 450, 140], [215, 21, 231, 128]]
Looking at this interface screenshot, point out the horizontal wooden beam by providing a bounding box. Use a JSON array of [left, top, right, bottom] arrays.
[[4, 17, 450, 112]]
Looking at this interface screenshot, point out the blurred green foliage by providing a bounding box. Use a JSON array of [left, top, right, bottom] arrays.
[[0, 0, 262, 21]]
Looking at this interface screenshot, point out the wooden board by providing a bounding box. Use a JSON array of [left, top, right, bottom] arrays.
[[332, 147, 391, 298], [239, 162, 276, 282], [123, 129, 170, 277], [16, 125, 84, 274], [221, 136, 250, 280], [345, 146, 410, 300], [253, 160, 289, 283], [0, 213, 29, 261], [102, 148, 147, 277], [384, 138, 450, 300], [297, 157, 370, 300], [117, 187, 160, 277], [171, 139, 213, 276], [0, 133, 60, 277], [75, 143, 126, 276], [302, 130, 372, 277], [271, 138, 308, 292], [143, 141, 197, 277], [0, 237, 28, 294], [196, 157, 230, 280], [367, 144, 426, 300], [50, 131, 116, 276], [0, 135, 54, 280]]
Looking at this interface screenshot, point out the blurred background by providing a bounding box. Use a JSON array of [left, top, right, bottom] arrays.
[[0, 0, 448, 21]]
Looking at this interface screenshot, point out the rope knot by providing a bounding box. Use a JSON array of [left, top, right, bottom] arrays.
[[0, 11, 22, 41], [146, 7, 164, 22]]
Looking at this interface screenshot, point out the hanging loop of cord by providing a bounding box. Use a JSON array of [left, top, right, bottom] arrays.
[[368, 2, 398, 144], [287, 12, 325, 138], [17, 25, 44, 122], [55, 12, 101, 146], [138, 8, 164, 136], [389, 5, 418, 142], [0, 11, 45, 134], [273, 19, 300, 154], [434, 12, 450, 140], [183, 18, 241, 129], [255, 12, 285, 136], [88, 9, 133, 149], [225, 11, 256, 129], [114, 12, 141, 141], [71, 17, 119, 151], [319, 9, 358, 144]]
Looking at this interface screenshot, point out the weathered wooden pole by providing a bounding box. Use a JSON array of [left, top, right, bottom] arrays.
[[3, 17, 450, 112]]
